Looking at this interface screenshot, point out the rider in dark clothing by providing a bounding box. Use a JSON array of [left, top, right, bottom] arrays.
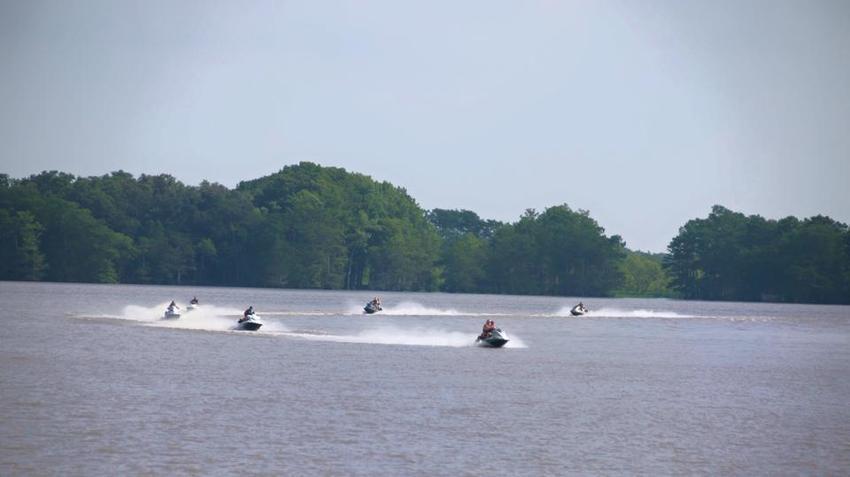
[[240, 306, 254, 323]]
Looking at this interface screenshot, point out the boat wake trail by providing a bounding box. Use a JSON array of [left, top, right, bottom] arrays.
[[554, 306, 696, 319], [282, 325, 527, 348], [74, 303, 289, 333], [260, 311, 337, 317], [346, 301, 502, 316]]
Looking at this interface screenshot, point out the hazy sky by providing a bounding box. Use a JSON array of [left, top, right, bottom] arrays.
[[2, 0, 848, 251]]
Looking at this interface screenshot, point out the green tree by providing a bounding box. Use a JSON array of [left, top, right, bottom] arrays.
[[486, 205, 624, 296], [37, 198, 133, 283], [0, 210, 46, 280], [428, 209, 501, 240], [441, 233, 487, 292], [616, 252, 671, 297], [240, 162, 442, 291], [666, 206, 850, 304]]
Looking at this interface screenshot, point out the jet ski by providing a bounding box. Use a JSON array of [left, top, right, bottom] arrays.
[[476, 328, 509, 348], [163, 307, 181, 319], [570, 304, 588, 316], [236, 312, 263, 331], [364, 302, 382, 314]]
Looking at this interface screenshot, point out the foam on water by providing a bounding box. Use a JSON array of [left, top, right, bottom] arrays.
[[76, 303, 289, 333], [347, 301, 460, 316], [346, 300, 497, 316], [282, 325, 527, 348], [553, 306, 696, 319], [261, 311, 337, 317], [503, 334, 527, 348], [73, 302, 527, 346]]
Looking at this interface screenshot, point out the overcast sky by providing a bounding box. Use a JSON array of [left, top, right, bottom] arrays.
[[1, 0, 848, 251]]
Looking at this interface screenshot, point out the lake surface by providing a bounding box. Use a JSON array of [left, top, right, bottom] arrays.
[[1, 281, 849, 475]]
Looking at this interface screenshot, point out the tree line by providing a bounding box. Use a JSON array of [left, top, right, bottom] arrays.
[[1, 164, 848, 303], [0, 164, 440, 290], [665, 205, 850, 304]]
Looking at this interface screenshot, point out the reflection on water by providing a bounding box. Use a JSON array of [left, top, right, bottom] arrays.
[[1, 281, 849, 475]]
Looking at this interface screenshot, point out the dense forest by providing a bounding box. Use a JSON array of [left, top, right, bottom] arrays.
[[429, 207, 625, 296], [665, 205, 850, 304], [0, 164, 440, 291], [1, 164, 848, 304]]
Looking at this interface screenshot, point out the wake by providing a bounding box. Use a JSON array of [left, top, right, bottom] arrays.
[[73, 302, 532, 346], [281, 325, 527, 348], [554, 306, 696, 319], [345, 301, 505, 317], [74, 302, 290, 333]]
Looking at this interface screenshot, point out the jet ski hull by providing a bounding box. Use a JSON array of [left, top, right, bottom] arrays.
[[237, 313, 263, 331], [476, 329, 509, 348], [163, 311, 181, 319], [364, 304, 382, 314], [570, 306, 587, 316], [477, 337, 509, 348], [237, 321, 262, 331]]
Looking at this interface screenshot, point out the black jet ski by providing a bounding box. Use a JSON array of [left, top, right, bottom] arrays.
[[237, 312, 263, 331], [364, 302, 382, 314], [476, 328, 509, 348], [570, 304, 588, 316]]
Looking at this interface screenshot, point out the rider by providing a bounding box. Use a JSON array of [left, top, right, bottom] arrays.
[[190, 296, 199, 305], [168, 300, 179, 312], [480, 319, 496, 338], [241, 306, 254, 322]]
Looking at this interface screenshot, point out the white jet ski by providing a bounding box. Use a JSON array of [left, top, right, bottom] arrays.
[[570, 304, 588, 316], [163, 307, 181, 319], [476, 328, 509, 348], [237, 312, 263, 331]]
